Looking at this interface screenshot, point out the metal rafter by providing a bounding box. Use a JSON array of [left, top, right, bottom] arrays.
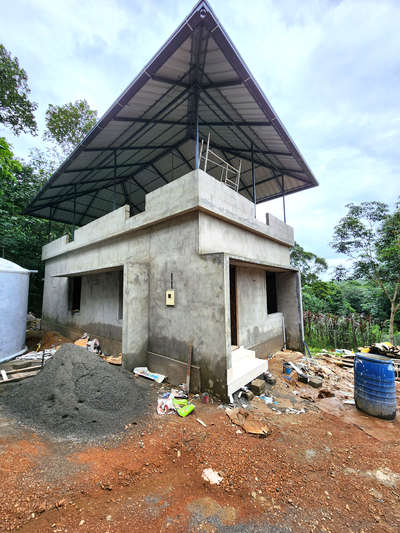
[[113, 117, 270, 127], [34, 81, 195, 212], [150, 74, 242, 90], [174, 147, 193, 172], [26, 1, 317, 224]]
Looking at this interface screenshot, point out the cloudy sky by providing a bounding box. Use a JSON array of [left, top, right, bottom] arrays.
[[1, 0, 399, 275]]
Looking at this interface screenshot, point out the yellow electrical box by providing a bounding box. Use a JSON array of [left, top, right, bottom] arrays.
[[166, 289, 175, 306]]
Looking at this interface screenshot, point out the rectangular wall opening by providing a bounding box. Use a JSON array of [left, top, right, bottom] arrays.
[[118, 269, 124, 320], [266, 271, 277, 314], [229, 265, 238, 346], [69, 276, 82, 313]]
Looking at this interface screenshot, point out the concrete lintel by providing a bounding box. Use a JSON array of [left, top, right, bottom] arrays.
[[227, 254, 297, 272], [52, 265, 123, 277]]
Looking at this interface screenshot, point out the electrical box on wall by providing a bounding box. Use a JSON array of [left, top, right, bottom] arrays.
[[166, 289, 175, 306]]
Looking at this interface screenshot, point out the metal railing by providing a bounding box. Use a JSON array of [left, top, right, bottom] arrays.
[[199, 133, 241, 192]]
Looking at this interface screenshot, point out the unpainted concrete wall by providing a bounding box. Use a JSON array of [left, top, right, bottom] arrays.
[[42, 213, 228, 398], [42, 170, 294, 263], [79, 270, 122, 338], [199, 213, 291, 266], [147, 215, 227, 398], [41, 170, 299, 399], [276, 271, 304, 350], [236, 266, 284, 355], [42, 269, 122, 354], [122, 262, 149, 369]]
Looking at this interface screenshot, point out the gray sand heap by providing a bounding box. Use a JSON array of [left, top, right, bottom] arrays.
[[1, 344, 155, 439]]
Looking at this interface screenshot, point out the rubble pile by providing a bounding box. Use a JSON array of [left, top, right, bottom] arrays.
[[362, 342, 400, 358], [1, 344, 154, 439]]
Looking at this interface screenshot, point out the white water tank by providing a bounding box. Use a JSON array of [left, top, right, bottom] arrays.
[[0, 259, 35, 363]]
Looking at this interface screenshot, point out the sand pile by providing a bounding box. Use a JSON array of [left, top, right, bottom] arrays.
[[2, 344, 154, 439]]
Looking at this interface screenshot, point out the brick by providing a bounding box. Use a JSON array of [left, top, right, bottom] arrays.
[[309, 376, 323, 388], [249, 379, 266, 396]]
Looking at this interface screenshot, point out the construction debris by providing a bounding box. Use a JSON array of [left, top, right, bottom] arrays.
[[263, 371, 276, 385], [26, 312, 41, 330], [309, 376, 323, 388], [249, 378, 265, 396], [101, 354, 122, 366], [259, 394, 273, 405], [134, 366, 166, 383], [15, 348, 56, 361], [74, 334, 89, 347], [202, 468, 223, 485], [360, 342, 400, 359], [0, 364, 43, 384], [157, 389, 195, 417], [157, 393, 176, 415], [226, 407, 269, 436]]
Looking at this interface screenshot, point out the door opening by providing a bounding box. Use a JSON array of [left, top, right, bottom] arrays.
[[230, 265, 238, 346]]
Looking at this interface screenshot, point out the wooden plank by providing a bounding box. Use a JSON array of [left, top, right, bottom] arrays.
[[1, 369, 8, 382], [0, 370, 40, 384], [5, 365, 43, 375], [185, 344, 193, 393]]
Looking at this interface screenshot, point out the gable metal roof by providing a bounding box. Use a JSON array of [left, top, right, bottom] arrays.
[[25, 0, 318, 226]]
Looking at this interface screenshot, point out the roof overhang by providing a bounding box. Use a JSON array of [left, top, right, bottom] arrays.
[[25, 0, 318, 226]]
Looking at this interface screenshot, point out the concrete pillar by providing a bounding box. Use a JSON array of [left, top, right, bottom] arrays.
[[224, 255, 232, 371], [276, 270, 304, 351], [122, 262, 149, 371]]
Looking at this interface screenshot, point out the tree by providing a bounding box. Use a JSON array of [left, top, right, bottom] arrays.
[[44, 99, 97, 154], [290, 242, 328, 286], [340, 280, 389, 323], [0, 138, 68, 313], [332, 265, 347, 282], [0, 44, 37, 135], [332, 201, 400, 343]]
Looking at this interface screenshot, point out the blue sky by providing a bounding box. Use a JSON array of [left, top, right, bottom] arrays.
[[1, 0, 399, 275]]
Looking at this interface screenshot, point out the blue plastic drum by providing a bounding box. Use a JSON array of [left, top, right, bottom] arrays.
[[354, 353, 397, 420]]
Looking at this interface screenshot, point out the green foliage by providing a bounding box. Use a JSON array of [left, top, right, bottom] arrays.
[[0, 136, 22, 192], [44, 99, 97, 154], [302, 281, 353, 315], [339, 280, 390, 323], [332, 200, 400, 342], [0, 44, 37, 135], [303, 311, 382, 350], [293, 235, 399, 348], [290, 242, 328, 285], [0, 138, 69, 313], [301, 288, 327, 314]]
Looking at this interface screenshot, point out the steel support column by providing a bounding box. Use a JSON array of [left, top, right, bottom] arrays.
[[251, 143, 256, 217], [281, 176, 286, 223], [73, 184, 77, 238], [113, 151, 117, 211], [195, 105, 199, 168]]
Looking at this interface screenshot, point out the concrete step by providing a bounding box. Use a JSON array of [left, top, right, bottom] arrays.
[[231, 346, 255, 363], [227, 357, 268, 399]]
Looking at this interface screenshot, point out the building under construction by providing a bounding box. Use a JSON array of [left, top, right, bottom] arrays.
[[26, 1, 318, 399]]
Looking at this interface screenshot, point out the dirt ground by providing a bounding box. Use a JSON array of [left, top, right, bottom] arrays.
[[1, 351, 399, 532]]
